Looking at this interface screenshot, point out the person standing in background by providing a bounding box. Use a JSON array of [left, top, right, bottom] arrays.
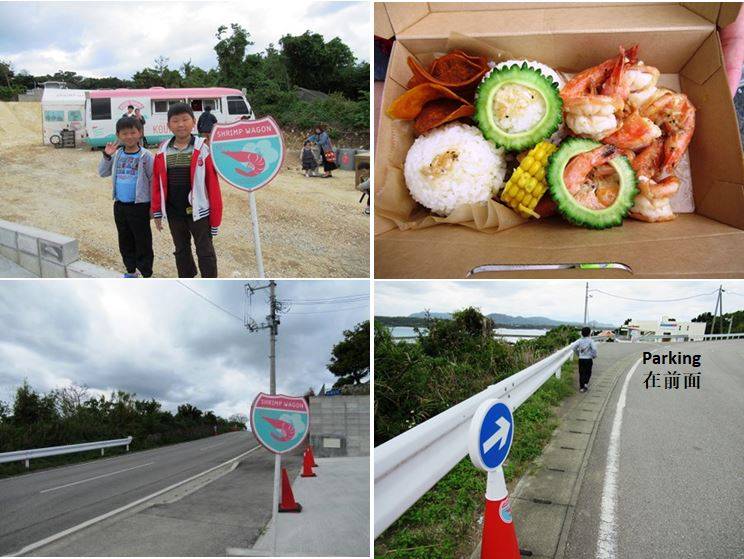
[[197, 106, 218, 143], [307, 125, 336, 178]]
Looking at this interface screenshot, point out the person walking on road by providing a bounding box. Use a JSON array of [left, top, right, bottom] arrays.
[[573, 327, 597, 393]]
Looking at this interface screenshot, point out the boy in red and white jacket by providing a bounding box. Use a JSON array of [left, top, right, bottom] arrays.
[[151, 103, 222, 278]]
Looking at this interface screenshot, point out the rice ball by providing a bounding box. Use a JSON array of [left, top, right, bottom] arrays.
[[488, 59, 568, 144], [403, 123, 506, 216]]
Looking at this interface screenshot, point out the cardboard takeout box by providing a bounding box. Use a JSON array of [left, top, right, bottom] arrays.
[[374, 2, 744, 278]]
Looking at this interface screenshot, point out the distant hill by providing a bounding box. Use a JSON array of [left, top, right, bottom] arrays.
[[377, 312, 615, 329]]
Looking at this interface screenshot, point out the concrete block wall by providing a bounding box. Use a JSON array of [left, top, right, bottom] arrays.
[[309, 395, 370, 458], [0, 219, 118, 278]]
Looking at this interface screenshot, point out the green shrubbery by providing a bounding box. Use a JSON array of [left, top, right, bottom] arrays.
[[375, 309, 578, 445], [0, 381, 244, 477]]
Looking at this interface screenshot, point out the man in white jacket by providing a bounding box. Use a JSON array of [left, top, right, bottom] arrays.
[[573, 327, 598, 393]]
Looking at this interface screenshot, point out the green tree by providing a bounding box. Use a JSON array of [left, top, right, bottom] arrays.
[[176, 403, 203, 421], [214, 23, 253, 87], [327, 321, 370, 387], [12, 380, 58, 425]]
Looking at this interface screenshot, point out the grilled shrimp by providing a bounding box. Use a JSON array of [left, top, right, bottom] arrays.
[[641, 89, 696, 175], [564, 144, 622, 209], [622, 63, 660, 109], [628, 138, 678, 222], [563, 95, 624, 140], [629, 176, 679, 222], [562, 46, 638, 98], [601, 111, 662, 151], [562, 47, 638, 140]]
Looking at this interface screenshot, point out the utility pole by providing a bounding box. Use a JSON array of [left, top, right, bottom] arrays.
[[583, 282, 589, 326], [711, 285, 723, 335], [245, 280, 281, 556]]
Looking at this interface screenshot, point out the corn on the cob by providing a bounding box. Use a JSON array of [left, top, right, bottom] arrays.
[[500, 141, 558, 218]]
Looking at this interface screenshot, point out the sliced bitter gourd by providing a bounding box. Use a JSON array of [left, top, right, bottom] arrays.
[[475, 63, 563, 152], [547, 137, 637, 229]]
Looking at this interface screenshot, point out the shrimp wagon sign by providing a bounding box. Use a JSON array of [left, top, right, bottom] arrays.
[[250, 393, 310, 454]]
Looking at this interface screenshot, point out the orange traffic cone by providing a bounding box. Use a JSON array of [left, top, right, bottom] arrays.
[[481, 469, 520, 559], [278, 467, 302, 513], [301, 448, 317, 478], [308, 445, 318, 467]]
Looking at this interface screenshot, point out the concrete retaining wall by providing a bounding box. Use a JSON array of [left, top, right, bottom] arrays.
[[309, 395, 370, 458], [0, 219, 117, 278]]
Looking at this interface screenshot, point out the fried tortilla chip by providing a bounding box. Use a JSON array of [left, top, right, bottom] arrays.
[[387, 83, 472, 120], [407, 50, 489, 95], [414, 99, 476, 135]]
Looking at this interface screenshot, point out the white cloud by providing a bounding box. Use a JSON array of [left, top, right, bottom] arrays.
[[0, 280, 369, 417], [374, 280, 744, 326], [0, 1, 369, 78]]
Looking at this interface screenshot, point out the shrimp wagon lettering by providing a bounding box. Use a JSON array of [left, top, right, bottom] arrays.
[[250, 393, 310, 454], [386, 45, 695, 229]]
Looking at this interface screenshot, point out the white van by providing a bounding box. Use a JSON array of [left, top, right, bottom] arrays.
[[40, 88, 87, 145], [85, 87, 254, 148]]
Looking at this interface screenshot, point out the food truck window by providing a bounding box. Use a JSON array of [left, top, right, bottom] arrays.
[[44, 111, 64, 122], [203, 99, 218, 111], [190, 99, 203, 112], [227, 96, 250, 115], [153, 100, 168, 113], [90, 98, 112, 121], [68, 110, 82, 121], [169, 99, 186, 109]]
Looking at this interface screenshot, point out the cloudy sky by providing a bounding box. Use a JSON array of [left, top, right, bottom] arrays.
[[0, 280, 369, 418], [375, 280, 744, 325], [0, 1, 369, 78]]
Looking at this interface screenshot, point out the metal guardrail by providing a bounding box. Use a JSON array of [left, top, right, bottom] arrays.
[[0, 437, 133, 469], [374, 345, 574, 538]]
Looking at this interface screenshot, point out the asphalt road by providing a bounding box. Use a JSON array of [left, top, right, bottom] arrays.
[[0, 430, 258, 555], [565, 341, 744, 558]]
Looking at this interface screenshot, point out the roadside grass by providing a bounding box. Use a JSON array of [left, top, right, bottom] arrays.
[[374, 360, 576, 559]]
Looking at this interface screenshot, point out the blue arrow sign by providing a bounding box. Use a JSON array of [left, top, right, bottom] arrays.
[[468, 400, 514, 471]]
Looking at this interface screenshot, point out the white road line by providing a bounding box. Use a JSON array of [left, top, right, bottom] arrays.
[[10, 445, 261, 557], [40, 462, 155, 494], [596, 349, 663, 559]]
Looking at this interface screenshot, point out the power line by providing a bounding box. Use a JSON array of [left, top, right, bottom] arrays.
[[285, 304, 370, 316], [281, 295, 369, 305], [589, 288, 719, 303], [176, 281, 243, 322]]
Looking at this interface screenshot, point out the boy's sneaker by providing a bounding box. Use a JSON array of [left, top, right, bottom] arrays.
[[579, 387, 587, 393], [123, 272, 140, 278]]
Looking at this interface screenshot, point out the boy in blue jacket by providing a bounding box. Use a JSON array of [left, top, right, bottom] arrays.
[[98, 117, 155, 277]]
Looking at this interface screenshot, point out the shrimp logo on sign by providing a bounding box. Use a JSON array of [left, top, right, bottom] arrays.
[[210, 117, 285, 192], [250, 393, 310, 454]]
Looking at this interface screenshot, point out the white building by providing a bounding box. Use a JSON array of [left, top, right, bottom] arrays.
[[623, 316, 706, 341]]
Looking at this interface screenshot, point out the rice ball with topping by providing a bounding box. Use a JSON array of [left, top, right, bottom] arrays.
[[487, 59, 567, 144], [403, 123, 506, 216]]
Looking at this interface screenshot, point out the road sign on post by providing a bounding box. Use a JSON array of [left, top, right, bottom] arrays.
[[468, 399, 520, 559], [250, 393, 310, 454], [210, 117, 286, 278]]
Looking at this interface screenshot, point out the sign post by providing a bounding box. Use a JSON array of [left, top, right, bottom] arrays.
[[250, 393, 310, 556], [468, 399, 520, 559], [210, 117, 286, 278]]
